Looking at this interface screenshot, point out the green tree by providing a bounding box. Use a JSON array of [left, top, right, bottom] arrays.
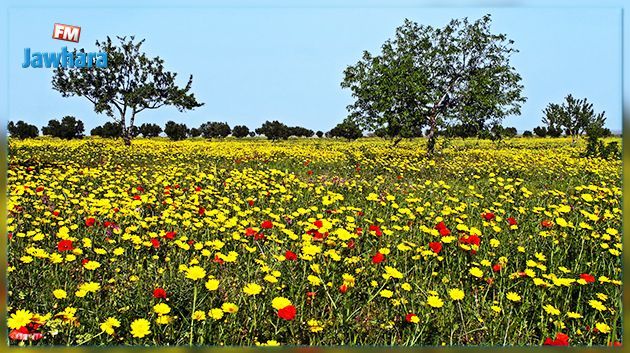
[[533, 126, 547, 138], [139, 123, 163, 138], [341, 15, 525, 154], [8, 121, 39, 139], [288, 126, 314, 138], [232, 125, 250, 138], [328, 119, 363, 140], [164, 121, 188, 141], [200, 122, 231, 138], [188, 127, 202, 138], [316, 130, 323, 138], [52, 36, 203, 146], [255, 120, 290, 141], [542, 94, 605, 143], [42, 116, 84, 139], [522, 130, 533, 137]]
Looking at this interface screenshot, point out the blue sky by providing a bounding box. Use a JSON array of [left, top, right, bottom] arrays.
[[5, 3, 623, 133]]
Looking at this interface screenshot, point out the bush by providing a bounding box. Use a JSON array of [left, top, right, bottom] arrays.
[[232, 125, 250, 138], [8, 121, 39, 139], [522, 130, 533, 137], [139, 123, 163, 138], [42, 116, 84, 139], [200, 122, 231, 139], [164, 121, 188, 141], [533, 126, 547, 138]]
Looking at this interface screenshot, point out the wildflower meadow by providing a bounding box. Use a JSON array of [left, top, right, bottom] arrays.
[[6, 137, 622, 346]]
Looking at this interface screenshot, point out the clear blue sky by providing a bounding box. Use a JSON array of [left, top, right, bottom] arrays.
[[4, 2, 623, 133]]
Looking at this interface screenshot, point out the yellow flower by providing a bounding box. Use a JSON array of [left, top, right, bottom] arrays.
[[383, 266, 404, 279], [155, 315, 173, 325], [192, 310, 206, 321], [307, 275, 322, 286], [449, 288, 465, 301], [543, 304, 560, 316], [491, 305, 502, 313], [243, 283, 262, 296], [83, 260, 101, 270], [469, 267, 484, 278], [7, 309, 33, 329], [272, 297, 292, 310], [427, 295, 444, 308], [380, 289, 393, 298], [588, 300, 607, 312], [307, 319, 324, 332], [100, 317, 120, 335], [205, 278, 219, 291], [506, 292, 521, 302], [153, 303, 171, 315], [567, 312, 583, 319], [130, 318, 151, 338], [185, 266, 206, 281], [53, 289, 67, 299], [222, 302, 239, 314], [595, 322, 611, 334], [259, 340, 280, 346], [401, 283, 412, 291], [209, 308, 224, 320]]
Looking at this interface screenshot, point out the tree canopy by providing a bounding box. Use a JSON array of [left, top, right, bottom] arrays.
[[341, 14, 526, 154], [52, 36, 203, 145]]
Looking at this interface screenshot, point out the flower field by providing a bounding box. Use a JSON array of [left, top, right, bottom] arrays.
[[6, 137, 622, 346]]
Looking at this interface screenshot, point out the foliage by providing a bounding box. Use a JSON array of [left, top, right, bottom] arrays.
[[341, 14, 526, 153], [200, 122, 231, 139], [52, 36, 203, 145], [41, 116, 84, 139], [139, 123, 163, 138], [8, 120, 39, 139], [542, 95, 605, 143], [91, 122, 123, 138], [327, 119, 363, 140], [522, 130, 533, 138], [316, 131, 324, 138], [164, 121, 188, 141], [255, 120, 290, 141], [533, 126, 547, 138], [232, 125, 250, 138]]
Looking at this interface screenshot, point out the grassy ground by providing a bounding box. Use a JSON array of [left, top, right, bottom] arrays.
[[6, 136, 622, 346]]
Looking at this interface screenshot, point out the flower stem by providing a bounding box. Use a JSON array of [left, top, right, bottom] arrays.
[[189, 285, 198, 346]]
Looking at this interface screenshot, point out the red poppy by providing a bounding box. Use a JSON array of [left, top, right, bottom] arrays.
[[81, 258, 89, 265], [195, 186, 202, 192], [213, 255, 225, 264], [36, 186, 44, 192], [57, 239, 74, 252], [164, 231, 176, 240], [541, 220, 553, 228], [439, 227, 451, 236], [369, 225, 383, 237], [150, 238, 160, 248], [285, 250, 297, 261], [482, 212, 495, 221], [372, 252, 385, 264], [136, 186, 144, 192], [507, 217, 517, 226], [580, 273, 595, 283], [307, 170, 313, 175], [133, 195, 141, 200], [277, 305, 297, 320], [248, 200, 255, 207], [347, 240, 355, 249], [198, 207, 205, 216], [306, 291, 316, 298], [153, 288, 167, 299], [52, 210, 60, 217], [85, 217, 96, 227], [405, 313, 418, 323], [543, 333, 569, 346], [9, 328, 43, 341], [313, 220, 323, 228], [261, 220, 273, 229], [339, 284, 348, 294], [434, 221, 447, 230], [428, 242, 442, 254], [492, 264, 502, 272]]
